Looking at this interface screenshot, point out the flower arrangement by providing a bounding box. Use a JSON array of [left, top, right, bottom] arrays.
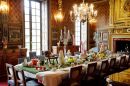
[[31, 59, 38, 66], [68, 57, 74, 63], [39, 59, 45, 66], [2, 37, 7, 49], [98, 53, 104, 59], [17, 45, 22, 48], [88, 52, 99, 61]]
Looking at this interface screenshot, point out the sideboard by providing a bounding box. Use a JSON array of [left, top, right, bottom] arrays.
[[0, 48, 27, 77], [52, 46, 79, 56]]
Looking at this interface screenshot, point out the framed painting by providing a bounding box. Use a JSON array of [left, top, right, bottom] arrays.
[[52, 31, 58, 40], [8, 25, 22, 42], [102, 32, 109, 42], [51, 28, 59, 46], [9, 28, 21, 42]]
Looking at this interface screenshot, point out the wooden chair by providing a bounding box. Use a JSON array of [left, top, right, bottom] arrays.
[[29, 51, 37, 60], [126, 55, 130, 68], [82, 62, 97, 86], [6, 63, 16, 86], [14, 67, 43, 86], [108, 58, 116, 75], [116, 56, 126, 72], [43, 51, 58, 64], [18, 57, 30, 64], [43, 51, 51, 57], [95, 60, 108, 86], [59, 66, 82, 86], [74, 52, 80, 56]]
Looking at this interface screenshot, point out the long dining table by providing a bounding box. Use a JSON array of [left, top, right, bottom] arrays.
[[15, 55, 129, 86]]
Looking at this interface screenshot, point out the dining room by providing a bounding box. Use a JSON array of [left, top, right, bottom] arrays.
[[0, 0, 130, 86]]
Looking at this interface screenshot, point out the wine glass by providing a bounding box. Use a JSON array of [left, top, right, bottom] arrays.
[[58, 63, 61, 69]]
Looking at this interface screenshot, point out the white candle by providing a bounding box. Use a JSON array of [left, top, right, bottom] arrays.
[[68, 30, 69, 36], [61, 30, 62, 36], [64, 26, 66, 34]]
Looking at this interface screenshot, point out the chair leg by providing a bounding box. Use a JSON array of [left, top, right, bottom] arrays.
[[56, 58, 58, 64], [49, 59, 51, 64], [53, 59, 54, 64]]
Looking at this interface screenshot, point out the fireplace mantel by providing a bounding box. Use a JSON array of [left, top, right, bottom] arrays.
[[109, 33, 130, 51], [113, 38, 130, 53]]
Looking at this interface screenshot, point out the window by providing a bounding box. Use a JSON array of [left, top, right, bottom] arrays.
[[42, 1, 48, 51], [24, 0, 48, 56], [75, 21, 87, 51], [81, 22, 87, 50], [75, 20, 80, 46]]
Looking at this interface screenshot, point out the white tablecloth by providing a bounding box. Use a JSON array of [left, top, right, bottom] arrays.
[[18, 55, 129, 86], [35, 61, 102, 86]]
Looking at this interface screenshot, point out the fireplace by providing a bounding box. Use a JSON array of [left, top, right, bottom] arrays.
[[113, 38, 130, 54]]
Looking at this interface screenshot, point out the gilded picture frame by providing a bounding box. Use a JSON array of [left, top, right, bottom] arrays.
[[122, 0, 130, 16], [114, 0, 130, 23]]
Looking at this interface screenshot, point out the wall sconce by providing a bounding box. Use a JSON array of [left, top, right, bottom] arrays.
[[1, 1, 8, 12], [54, 0, 64, 25], [54, 11, 63, 24]]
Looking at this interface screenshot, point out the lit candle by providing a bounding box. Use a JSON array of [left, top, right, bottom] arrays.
[[94, 10, 97, 17], [70, 11, 72, 17], [90, 4, 94, 13]]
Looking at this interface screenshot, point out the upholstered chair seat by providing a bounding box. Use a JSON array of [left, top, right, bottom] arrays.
[[6, 63, 16, 86], [14, 67, 43, 86], [8, 79, 15, 86], [20, 80, 43, 86]]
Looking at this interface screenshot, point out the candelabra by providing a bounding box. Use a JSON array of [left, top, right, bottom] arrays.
[[60, 26, 71, 57]]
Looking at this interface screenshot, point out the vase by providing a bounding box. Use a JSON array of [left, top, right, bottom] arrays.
[[40, 61, 44, 66], [3, 41, 7, 49], [3, 44, 7, 49]]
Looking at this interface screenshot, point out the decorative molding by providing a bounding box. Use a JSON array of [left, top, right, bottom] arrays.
[[109, 0, 114, 25]]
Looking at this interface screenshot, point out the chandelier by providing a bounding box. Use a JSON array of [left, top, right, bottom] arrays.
[[70, 0, 97, 24]]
